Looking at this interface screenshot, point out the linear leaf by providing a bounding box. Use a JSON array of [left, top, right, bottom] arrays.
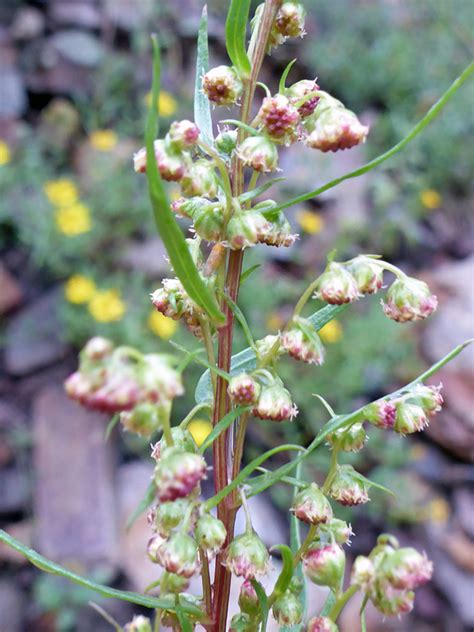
[[199, 406, 249, 455], [241, 264, 262, 285], [251, 580, 269, 631], [270, 62, 474, 213], [269, 544, 294, 601], [194, 304, 346, 404], [194, 6, 213, 146], [146, 36, 225, 325], [126, 480, 156, 530], [0, 529, 204, 618], [239, 177, 286, 203], [225, 0, 252, 77]]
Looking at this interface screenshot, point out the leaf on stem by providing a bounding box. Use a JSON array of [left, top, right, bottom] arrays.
[[221, 291, 256, 350], [251, 580, 270, 631], [269, 544, 294, 602], [225, 0, 252, 78], [279, 58, 297, 93], [194, 6, 213, 147], [198, 406, 250, 455], [240, 264, 262, 285], [238, 177, 286, 203]]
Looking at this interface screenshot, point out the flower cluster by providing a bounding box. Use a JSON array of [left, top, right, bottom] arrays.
[[44, 178, 92, 236]]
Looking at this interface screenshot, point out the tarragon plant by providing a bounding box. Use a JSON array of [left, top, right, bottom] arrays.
[[1, 2, 473, 631]]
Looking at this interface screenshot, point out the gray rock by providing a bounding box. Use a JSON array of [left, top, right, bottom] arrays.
[[11, 7, 45, 40], [0, 467, 29, 514], [51, 30, 104, 67], [119, 237, 171, 277], [0, 579, 25, 632], [49, 2, 102, 29], [33, 386, 118, 572], [0, 67, 27, 118], [454, 487, 474, 539], [103, 0, 154, 30], [4, 289, 69, 376]]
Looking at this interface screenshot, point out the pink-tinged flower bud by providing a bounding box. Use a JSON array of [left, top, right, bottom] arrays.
[[303, 542, 345, 590], [272, 590, 304, 625], [281, 317, 325, 365], [151, 426, 197, 461], [160, 570, 190, 594], [192, 200, 225, 242], [256, 334, 283, 360], [141, 353, 184, 402], [370, 586, 415, 617], [168, 119, 199, 149], [253, 381, 298, 422], [171, 197, 190, 218], [82, 336, 113, 361], [351, 555, 375, 589], [305, 99, 369, 152], [291, 483, 333, 525], [226, 210, 272, 250], [411, 383, 443, 416], [202, 65, 243, 106], [257, 94, 300, 144], [347, 256, 384, 294], [287, 79, 320, 118], [382, 276, 438, 323], [195, 513, 227, 558], [151, 278, 204, 338], [238, 579, 260, 617], [153, 499, 189, 537], [237, 135, 279, 172], [228, 373, 261, 406], [154, 448, 207, 502], [224, 530, 270, 579], [156, 532, 201, 578], [315, 262, 361, 305], [257, 210, 298, 248], [215, 128, 238, 155], [319, 518, 353, 546], [328, 422, 367, 452], [124, 615, 152, 632], [363, 400, 397, 430], [380, 547, 433, 591], [274, 2, 306, 38], [328, 464, 370, 506], [147, 533, 166, 563], [133, 140, 188, 181], [307, 617, 339, 632], [394, 402, 429, 435], [229, 613, 253, 632], [120, 402, 166, 437], [181, 159, 218, 198]]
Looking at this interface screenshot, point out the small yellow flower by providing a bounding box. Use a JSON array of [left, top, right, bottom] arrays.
[[296, 210, 325, 235], [145, 90, 178, 117], [266, 312, 285, 332], [0, 140, 11, 166], [89, 129, 119, 151], [88, 289, 126, 323], [187, 418, 213, 448], [319, 320, 343, 344], [427, 497, 450, 525], [64, 275, 96, 304], [148, 310, 178, 339], [55, 202, 91, 235], [44, 179, 79, 207], [420, 189, 442, 210]]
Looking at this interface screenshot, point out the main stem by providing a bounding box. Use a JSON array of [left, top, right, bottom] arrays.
[[211, 2, 282, 629]]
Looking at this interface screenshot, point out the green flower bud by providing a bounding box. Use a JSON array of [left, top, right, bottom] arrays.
[[253, 380, 298, 422], [409, 383, 443, 417], [156, 532, 201, 578], [328, 422, 367, 452], [382, 276, 437, 323], [394, 401, 429, 435], [119, 402, 166, 437], [328, 464, 370, 506], [305, 96, 369, 153], [281, 317, 325, 365], [237, 135, 279, 172], [272, 589, 304, 625], [124, 615, 152, 632], [290, 483, 333, 525], [181, 159, 219, 198], [258, 211, 298, 248], [274, 2, 306, 38], [229, 612, 256, 632], [351, 555, 375, 589], [133, 139, 188, 181], [167, 120, 199, 150], [195, 513, 227, 558], [315, 262, 361, 305], [318, 518, 353, 545], [224, 530, 270, 579], [151, 426, 197, 460], [226, 210, 272, 249], [347, 256, 384, 294], [192, 200, 225, 242], [303, 542, 345, 590], [154, 499, 190, 537], [160, 570, 190, 594], [215, 129, 238, 155], [147, 533, 166, 563], [363, 400, 397, 430], [202, 65, 243, 106], [238, 579, 259, 617], [378, 547, 433, 591]]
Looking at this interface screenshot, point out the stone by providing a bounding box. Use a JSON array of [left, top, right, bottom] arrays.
[[454, 487, 474, 539], [0, 262, 23, 314], [33, 385, 118, 571], [119, 237, 170, 277], [49, 2, 102, 29], [0, 66, 27, 119], [4, 289, 69, 376], [103, 0, 154, 30], [0, 466, 29, 514], [50, 30, 104, 67], [0, 579, 25, 631], [11, 7, 45, 40]]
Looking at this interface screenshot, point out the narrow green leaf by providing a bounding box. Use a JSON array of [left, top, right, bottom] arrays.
[[220, 119, 260, 136], [170, 341, 230, 381], [241, 264, 262, 285], [175, 596, 194, 632], [251, 580, 269, 631], [194, 304, 346, 404], [271, 62, 474, 213], [354, 472, 394, 496], [239, 177, 286, 203], [269, 544, 294, 601], [199, 406, 249, 455], [279, 58, 297, 93], [221, 292, 256, 350], [104, 414, 119, 441], [0, 529, 204, 618], [194, 6, 213, 146], [126, 480, 156, 530], [146, 36, 225, 325], [225, 0, 252, 77]]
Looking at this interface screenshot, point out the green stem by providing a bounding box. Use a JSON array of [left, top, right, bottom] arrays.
[[161, 409, 174, 447], [322, 448, 339, 494], [293, 524, 317, 564], [180, 402, 212, 429], [292, 277, 321, 318], [200, 318, 218, 394], [328, 584, 359, 621], [199, 547, 212, 625], [198, 140, 234, 211]]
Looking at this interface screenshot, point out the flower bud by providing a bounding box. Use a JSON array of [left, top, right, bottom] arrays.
[[228, 373, 261, 406], [190, 200, 225, 242], [328, 465, 370, 506], [347, 256, 384, 294], [82, 336, 113, 361], [291, 483, 333, 525], [195, 513, 227, 558], [305, 98, 369, 152], [168, 119, 199, 150], [171, 196, 191, 218], [181, 159, 218, 198], [151, 426, 197, 461], [281, 318, 325, 365], [257, 94, 300, 144], [319, 518, 353, 546], [351, 555, 375, 589], [411, 383, 443, 416], [380, 547, 433, 591], [120, 402, 166, 437], [153, 499, 189, 536], [238, 579, 260, 617], [303, 542, 345, 590], [307, 617, 339, 632], [160, 571, 190, 594], [156, 532, 201, 578], [229, 613, 254, 632], [147, 533, 166, 563], [363, 400, 397, 430], [124, 615, 152, 632], [394, 401, 429, 435], [237, 135, 279, 172], [226, 210, 272, 250], [328, 422, 367, 453], [274, 2, 306, 38], [253, 381, 298, 422], [215, 128, 238, 155], [315, 262, 361, 305], [256, 334, 283, 359], [151, 277, 203, 338], [272, 590, 303, 625], [287, 79, 320, 118], [224, 530, 270, 579], [382, 276, 438, 323], [258, 211, 298, 248], [202, 65, 243, 106], [154, 448, 207, 502], [133, 140, 188, 181], [370, 586, 415, 617]]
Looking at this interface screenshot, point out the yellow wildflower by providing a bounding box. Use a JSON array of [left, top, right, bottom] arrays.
[[420, 189, 442, 210], [296, 210, 325, 234], [187, 418, 213, 448], [427, 497, 450, 525], [88, 289, 126, 322], [44, 178, 79, 207], [319, 320, 343, 344], [266, 312, 285, 332], [55, 202, 91, 235], [0, 140, 11, 166], [89, 129, 118, 151], [64, 275, 96, 304], [148, 310, 178, 339], [145, 90, 178, 117]]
